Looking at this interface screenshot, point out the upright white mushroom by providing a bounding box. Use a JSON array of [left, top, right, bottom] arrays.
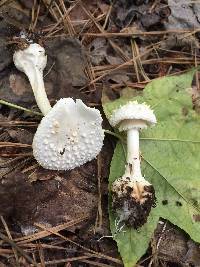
[[13, 43, 51, 115], [109, 101, 157, 229]]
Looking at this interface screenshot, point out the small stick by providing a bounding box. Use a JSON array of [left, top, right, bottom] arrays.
[[0, 216, 20, 267], [0, 232, 38, 266]]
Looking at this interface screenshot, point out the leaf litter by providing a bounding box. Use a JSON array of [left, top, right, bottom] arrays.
[[0, 0, 200, 266]]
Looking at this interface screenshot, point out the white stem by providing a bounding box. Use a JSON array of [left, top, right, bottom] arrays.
[[25, 67, 51, 115], [124, 128, 143, 179], [13, 43, 52, 116]]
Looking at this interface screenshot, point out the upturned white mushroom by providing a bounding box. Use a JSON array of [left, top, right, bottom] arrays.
[[13, 43, 51, 115], [33, 98, 104, 170], [13, 43, 104, 170], [109, 101, 157, 229]]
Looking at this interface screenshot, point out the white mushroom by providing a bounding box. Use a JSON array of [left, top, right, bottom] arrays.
[[33, 98, 104, 170], [109, 101, 157, 229], [13, 43, 104, 170], [13, 43, 51, 115]]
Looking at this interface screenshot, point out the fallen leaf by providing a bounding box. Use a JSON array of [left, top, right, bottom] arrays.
[[164, 0, 200, 30], [103, 69, 200, 267]]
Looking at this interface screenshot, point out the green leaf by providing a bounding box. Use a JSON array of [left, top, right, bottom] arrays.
[[109, 143, 159, 267], [104, 69, 200, 267]]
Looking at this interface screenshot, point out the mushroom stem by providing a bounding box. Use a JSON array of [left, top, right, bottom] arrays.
[[124, 128, 142, 180], [26, 67, 51, 115], [13, 43, 52, 116]]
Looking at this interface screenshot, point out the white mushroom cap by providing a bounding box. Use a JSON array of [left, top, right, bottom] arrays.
[[32, 98, 104, 170], [13, 43, 47, 73], [109, 101, 156, 131]]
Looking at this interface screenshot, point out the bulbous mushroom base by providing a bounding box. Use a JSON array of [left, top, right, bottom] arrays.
[[111, 176, 156, 229]]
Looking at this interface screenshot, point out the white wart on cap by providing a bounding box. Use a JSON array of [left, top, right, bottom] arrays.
[[33, 98, 104, 170]]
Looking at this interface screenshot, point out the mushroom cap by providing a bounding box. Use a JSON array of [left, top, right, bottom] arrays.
[[109, 101, 156, 131], [32, 98, 104, 170], [13, 43, 47, 74]]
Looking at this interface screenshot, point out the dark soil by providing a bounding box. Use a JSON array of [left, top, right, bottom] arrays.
[[0, 0, 200, 266], [112, 176, 156, 229]]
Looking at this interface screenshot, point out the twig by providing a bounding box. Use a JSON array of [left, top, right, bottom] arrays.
[[34, 223, 122, 264], [0, 100, 43, 116], [80, 28, 200, 37], [104, 129, 122, 140], [0, 232, 38, 267], [95, 154, 103, 232], [194, 48, 200, 91], [0, 216, 20, 267], [0, 142, 32, 148], [37, 255, 95, 266], [15, 216, 89, 243]]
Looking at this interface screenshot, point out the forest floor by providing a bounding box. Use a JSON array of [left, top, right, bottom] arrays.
[[0, 0, 200, 266]]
